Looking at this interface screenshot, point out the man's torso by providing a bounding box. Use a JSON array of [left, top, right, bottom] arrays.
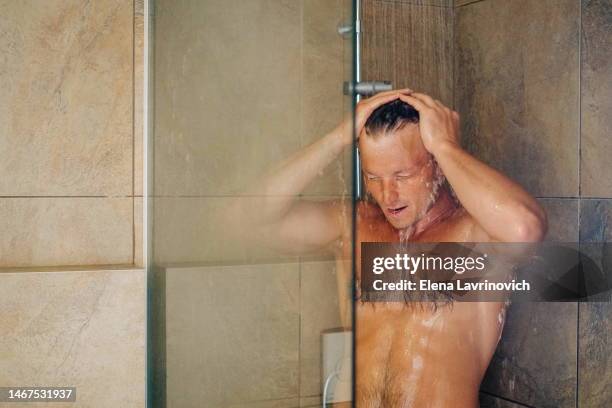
[[334, 201, 507, 408]]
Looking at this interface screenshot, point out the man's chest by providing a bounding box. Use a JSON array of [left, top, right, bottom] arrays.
[[353, 212, 475, 273]]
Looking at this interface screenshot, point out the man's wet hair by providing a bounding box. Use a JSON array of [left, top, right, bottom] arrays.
[[364, 98, 420, 137]]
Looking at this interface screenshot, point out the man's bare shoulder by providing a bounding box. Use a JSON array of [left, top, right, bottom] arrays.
[[446, 207, 494, 242], [418, 207, 493, 242]]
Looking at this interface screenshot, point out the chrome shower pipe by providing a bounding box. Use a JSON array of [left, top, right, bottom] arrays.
[[343, 81, 393, 97], [350, 1, 393, 199]]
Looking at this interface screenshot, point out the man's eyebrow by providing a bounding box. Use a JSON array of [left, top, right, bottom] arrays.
[[394, 168, 416, 175]]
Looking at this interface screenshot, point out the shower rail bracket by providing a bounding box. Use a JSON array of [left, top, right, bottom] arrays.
[[343, 81, 393, 97]]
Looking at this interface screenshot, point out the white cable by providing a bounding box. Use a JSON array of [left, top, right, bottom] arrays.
[[322, 371, 339, 408]]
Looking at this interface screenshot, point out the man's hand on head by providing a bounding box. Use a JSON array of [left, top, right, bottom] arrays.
[[334, 88, 415, 147], [398, 92, 461, 156]]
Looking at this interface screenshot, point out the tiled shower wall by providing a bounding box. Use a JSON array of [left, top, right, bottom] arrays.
[[152, 0, 352, 406], [455, 0, 612, 407], [358, 0, 610, 406], [0, 0, 144, 268], [0, 1, 146, 406]]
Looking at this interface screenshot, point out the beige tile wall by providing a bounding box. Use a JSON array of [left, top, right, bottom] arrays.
[[153, 0, 302, 198], [152, 0, 352, 267], [164, 264, 300, 407], [0, 268, 145, 408], [0, 0, 144, 268], [0, 1, 147, 407], [163, 261, 347, 407], [152, 1, 352, 406], [0, 197, 133, 267]]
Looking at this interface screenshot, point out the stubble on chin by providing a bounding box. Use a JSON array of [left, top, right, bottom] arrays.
[[398, 166, 446, 239]]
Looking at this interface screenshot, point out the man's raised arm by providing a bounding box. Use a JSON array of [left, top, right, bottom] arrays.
[[399, 91, 547, 243], [227, 89, 412, 254]]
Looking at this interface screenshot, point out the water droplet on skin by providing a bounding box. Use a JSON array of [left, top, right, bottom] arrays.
[[421, 311, 441, 328], [412, 355, 424, 370]]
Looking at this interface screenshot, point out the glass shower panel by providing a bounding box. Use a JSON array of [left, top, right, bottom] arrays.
[[149, 1, 355, 407]]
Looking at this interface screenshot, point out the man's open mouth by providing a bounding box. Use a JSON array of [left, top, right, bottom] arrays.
[[388, 205, 408, 216]]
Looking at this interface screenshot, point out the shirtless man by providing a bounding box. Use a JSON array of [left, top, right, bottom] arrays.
[[234, 89, 547, 407]]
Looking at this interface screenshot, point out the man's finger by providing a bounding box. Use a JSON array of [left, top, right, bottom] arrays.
[[371, 87, 413, 98], [398, 93, 429, 112], [405, 92, 437, 108], [364, 88, 413, 104], [362, 91, 405, 112], [434, 100, 447, 110]]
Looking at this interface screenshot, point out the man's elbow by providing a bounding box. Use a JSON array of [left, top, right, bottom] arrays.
[[513, 208, 548, 242]]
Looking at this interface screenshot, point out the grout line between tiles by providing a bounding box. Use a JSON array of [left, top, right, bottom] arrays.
[[298, 1, 303, 399], [0, 195, 139, 198], [132, 0, 137, 266], [479, 390, 537, 408], [576, 1, 583, 404], [454, 0, 486, 8]]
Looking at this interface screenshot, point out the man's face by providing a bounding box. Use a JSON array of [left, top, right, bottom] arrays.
[[359, 124, 441, 229]]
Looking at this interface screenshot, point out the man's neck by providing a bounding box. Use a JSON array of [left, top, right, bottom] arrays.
[[410, 187, 458, 238]]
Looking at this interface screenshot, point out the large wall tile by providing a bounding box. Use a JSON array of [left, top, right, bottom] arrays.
[[0, 0, 133, 196], [302, 0, 352, 197], [538, 198, 580, 242], [0, 198, 133, 267], [300, 261, 344, 397], [455, 0, 580, 197], [154, 0, 302, 197], [578, 302, 612, 407], [579, 199, 612, 299], [0, 269, 145, 408], [580, 0, 612, 197], [164, 264, 300, 407], [153, 196, 303, 266], [361, 0, 454, 106], [578, 199, 612, 407], [580, 199, 612, 244], [481, 302, 577, 408], [482, 198, 579, 407]]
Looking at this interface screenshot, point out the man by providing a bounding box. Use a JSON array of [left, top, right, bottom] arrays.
[[233, 89, 547, 407]]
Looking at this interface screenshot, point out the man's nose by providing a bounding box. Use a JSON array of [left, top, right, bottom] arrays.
[[382, 180, 399, 205]]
